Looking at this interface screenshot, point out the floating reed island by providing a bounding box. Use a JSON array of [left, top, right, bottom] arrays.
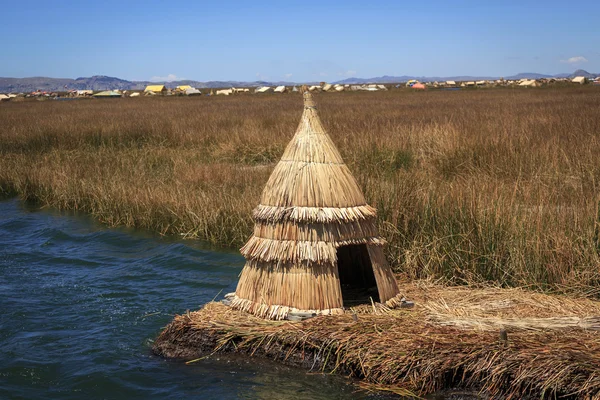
[[154, 92, 600, 399], [155, 282, 600, 399]]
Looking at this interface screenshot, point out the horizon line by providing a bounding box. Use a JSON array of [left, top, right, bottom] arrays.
[[1, 68, 597, 83]]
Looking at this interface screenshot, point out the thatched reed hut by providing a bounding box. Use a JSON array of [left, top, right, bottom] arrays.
[[230, 92, 402, 320]]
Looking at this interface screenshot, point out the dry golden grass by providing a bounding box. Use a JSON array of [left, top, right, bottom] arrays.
[[1, 87, 599, 292]]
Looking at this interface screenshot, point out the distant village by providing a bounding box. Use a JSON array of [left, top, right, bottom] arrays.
[[1, 75, 598, 101]]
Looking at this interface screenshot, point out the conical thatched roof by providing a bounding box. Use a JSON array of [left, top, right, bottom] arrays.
[[231, 92, 401, 320]]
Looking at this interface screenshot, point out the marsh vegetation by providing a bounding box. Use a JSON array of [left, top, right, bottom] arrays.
[[1, 87, 599, 293]]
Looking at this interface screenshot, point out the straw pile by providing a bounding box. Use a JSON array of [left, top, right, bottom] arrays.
[[154, 281, 600, 399], [231, 92, 402, 319]]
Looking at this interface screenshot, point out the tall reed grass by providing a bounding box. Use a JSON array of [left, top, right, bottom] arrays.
[[1, 88, 599, 293]]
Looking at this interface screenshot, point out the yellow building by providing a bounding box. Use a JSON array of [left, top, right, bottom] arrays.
[[144, 85, 167, 94]]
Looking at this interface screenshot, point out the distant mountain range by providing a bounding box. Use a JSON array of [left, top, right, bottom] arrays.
[[334, 69, 596, 84], [0, 76, 297, 93], [0, 69, 597, 93]]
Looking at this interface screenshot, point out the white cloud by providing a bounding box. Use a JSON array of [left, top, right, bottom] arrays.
[[318, 72, 328, 77], [150, 74, 180, 82], [337, 69, 356, 78], [256, 72, 269, 80], [284, 73, 293, 78], [560, 56, 588, 64]]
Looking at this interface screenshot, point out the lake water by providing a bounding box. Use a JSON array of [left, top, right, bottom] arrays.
[[0, 198, 400, 400]]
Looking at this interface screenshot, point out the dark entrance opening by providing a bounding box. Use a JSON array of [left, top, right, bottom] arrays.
[[336, 244, 380, 307]]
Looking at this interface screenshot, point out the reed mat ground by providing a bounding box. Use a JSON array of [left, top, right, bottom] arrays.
[[153, 280, 600, 399]]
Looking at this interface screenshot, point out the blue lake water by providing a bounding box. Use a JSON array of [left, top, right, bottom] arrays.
[[0, 198, 400, 400]]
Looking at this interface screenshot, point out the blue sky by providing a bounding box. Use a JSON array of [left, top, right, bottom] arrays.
[[2, 0, 598, 82]]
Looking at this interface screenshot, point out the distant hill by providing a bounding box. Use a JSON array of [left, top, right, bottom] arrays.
[[570, 69, 596, 79], [0, 75, 298, 93], [334, 75, 498, 84], [506, 70, 598, 80], [0, 76, 136, 92], [1, 70, 598, 93], [504, 72, 553, 80], [335, 70, 599, 84]]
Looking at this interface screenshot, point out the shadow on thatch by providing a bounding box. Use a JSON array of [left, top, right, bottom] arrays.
[[153, 281, 600, 399]]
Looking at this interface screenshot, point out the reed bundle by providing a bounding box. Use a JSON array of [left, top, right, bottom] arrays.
[[154, 281, 600, 399], [233, 92, 401, 319], [252, 204, 378, 224]]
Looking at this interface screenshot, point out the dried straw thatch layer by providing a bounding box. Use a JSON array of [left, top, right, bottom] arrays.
[[252, 218, 380, 242], [154, 281, 600, 399], [232, 253, 403, 320], [240, 236, 386, 264], [257, 98, 366, 210], [252, 204, 378, 224]]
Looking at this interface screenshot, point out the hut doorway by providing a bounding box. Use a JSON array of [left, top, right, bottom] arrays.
[[336, 244, 380, 307]]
